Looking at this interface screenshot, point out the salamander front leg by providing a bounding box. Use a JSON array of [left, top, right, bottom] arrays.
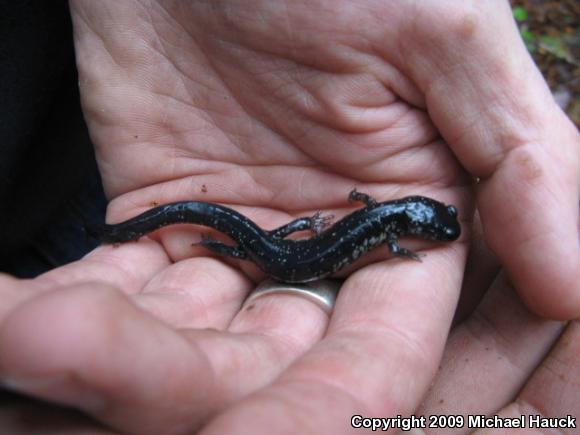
[[387, 234, 423, 262], [268, 212, 334, 240], [194, 234, 248, 259], [348, 188, 377, 207]]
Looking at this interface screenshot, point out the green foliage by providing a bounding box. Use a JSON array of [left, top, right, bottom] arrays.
[[519, 27, 536, 52], [511, 4, 576, 64], [512, 6, 528, 22], [512, 5, 535, 52], [538, 34, 575, 64]]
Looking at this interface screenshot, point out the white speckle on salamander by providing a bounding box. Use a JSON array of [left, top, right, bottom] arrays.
[[350, 231, 389, 261], [332, 257, 350, 273], [102, 193, 460, 283]]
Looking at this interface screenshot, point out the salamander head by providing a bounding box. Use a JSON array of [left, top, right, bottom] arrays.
[[401, 196, 461, 241]]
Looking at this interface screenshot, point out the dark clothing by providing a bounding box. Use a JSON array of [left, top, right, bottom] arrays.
[[0, 1, 106, 277]]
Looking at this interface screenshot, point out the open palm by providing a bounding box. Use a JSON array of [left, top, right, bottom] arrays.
[[0, 1, 577, 434]]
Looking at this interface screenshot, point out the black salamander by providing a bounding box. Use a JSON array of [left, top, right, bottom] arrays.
[[98, 190, 460, 283]]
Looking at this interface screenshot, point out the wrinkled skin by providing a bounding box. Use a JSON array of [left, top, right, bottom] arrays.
[[0, 1, 578, 434]]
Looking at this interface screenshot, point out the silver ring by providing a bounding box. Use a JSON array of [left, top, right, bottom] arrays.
[[244, 279, 341, 314]]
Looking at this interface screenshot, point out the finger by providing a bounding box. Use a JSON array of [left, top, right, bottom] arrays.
[[37, 240, 171, 295], [0, 273, 44, 322], [178, 285, 333, 406], [200, 244, 467, 434], [0, 241, 170, 324], [134, 257, 252, 329], [2, 244, 251, 332], [228, 280, 333, 340], [417, 272, 565, 435], [200, 280, 336, 393], [0, 284, 226, 434], [399, 2, 580, 319], [488, 321, 580, 433], [477, 152, 579, 319], [0, 282, 330, 434], [454, 210, 500, 325]]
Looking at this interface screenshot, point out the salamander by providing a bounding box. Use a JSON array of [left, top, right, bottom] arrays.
[[97, 189, 461, 283]]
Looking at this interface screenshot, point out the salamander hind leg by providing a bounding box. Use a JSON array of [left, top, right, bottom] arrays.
[[387, 235, 423, 262], [268, 212, 334, 240], [309, 211, 334, 235], [193, 234, 248, 259], [348, 188, 377, 207]]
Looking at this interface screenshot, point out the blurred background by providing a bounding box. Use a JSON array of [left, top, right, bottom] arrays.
[[511, 0, 579, 127]]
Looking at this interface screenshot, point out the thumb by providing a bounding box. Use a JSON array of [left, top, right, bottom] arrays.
[[400, 1, 579, 318]]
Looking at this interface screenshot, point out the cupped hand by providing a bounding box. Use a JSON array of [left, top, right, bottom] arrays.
[[417, 218, 579, 434], [2, 246, 578, 434], [0, 0, 577, 433]]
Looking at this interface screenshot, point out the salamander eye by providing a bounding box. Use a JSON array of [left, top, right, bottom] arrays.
[[446, 205, 458, 217]]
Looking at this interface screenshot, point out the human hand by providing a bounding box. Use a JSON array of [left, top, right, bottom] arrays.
[[1, 233, 577, 434], [1, 0, 578, 433], [417, 218, 579, 434], [71, 0, 577, 318]]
